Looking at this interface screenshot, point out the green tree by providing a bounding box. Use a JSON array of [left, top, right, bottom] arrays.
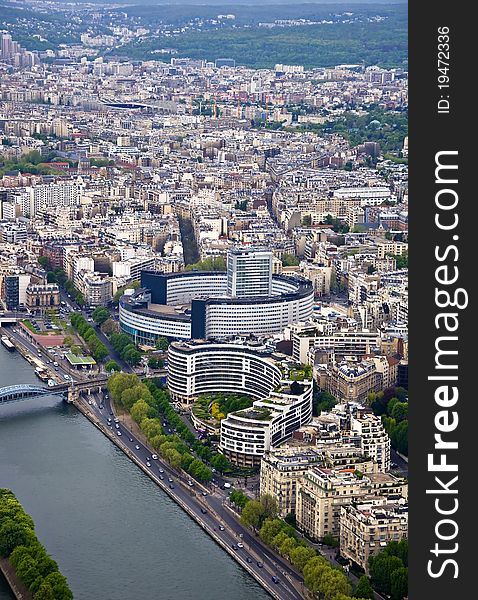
[[147, 357, 163, 369], [140, 418, 163, 440], [93, 342, 108, 362], [92, 307, 110, 325], [303, 556, 331, 595], [313, 389, 338, 416], [240, 500, 265, 531], [210, 453, 230, 474], [38, 256, 50, 269], [396, 538, 408, 566], [101, 319, 118, 336], [259, 518, 284, 545], [43, 572, 73, 600], [290, 545, 316, 573], [0, 520, 30, 556], [180, 453, 195, 471], [107, 372, 140, 403], [229, 490, 249, 509], [390, 401, 408, 422], [131, 399, 152, 424], [162, 447, 182, 469], [105, 360, 120, 372], [302, 214, 312, 226], [259, 493, 279, 520], [122, 345, 142, 366], [272, 531, 290, 552], [9, 545, 33, 569], [279, 536, 297, 560], [321, 570, 353, 599], [110, 333, 131, 354], [36, 555, 58, 579], [389, 252, 408, 269], [155, 337, 169, 351], [369, 554, 403, 595], [16, 555, 40, 589], [185, 257, 226, 272], [62, 336, 73, 348], [322, 534, 339, 547], [34, 582, 55, 600], [121, 384, 152, 411], [354, 575, 374, 599], [75, 293, 85, 307], [390, 567, 408, 600], [281, 253, 300, 267]]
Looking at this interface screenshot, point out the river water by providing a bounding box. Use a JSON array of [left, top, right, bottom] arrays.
[[0, 344, 269, 600]]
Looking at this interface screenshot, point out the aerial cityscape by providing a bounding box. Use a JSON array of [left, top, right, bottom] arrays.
[[0, 1, 408, 600]]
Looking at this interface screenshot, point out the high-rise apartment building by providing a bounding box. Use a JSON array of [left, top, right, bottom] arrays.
[[226, 247, 273, 298]]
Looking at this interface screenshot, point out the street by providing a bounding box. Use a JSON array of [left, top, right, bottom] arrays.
[[2, 302, 392, 600], [84, 390, 306, 600]]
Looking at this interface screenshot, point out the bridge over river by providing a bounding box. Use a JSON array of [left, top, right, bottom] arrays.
[[0, 377, 108, 406]]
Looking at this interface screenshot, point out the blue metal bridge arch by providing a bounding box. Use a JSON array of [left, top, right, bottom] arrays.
[[0, 384, 69, 405]]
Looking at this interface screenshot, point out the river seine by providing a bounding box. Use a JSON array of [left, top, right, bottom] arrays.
[[0, 345, 269, 600]]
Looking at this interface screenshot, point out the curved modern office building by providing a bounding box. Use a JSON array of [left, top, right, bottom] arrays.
[[167, 339, 314, 467], [167, 340, 283, 404], [119, 265, 314, 343], [220, 383, 313, 467]]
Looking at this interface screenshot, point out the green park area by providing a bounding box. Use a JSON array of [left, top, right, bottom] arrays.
[[191, 393, 255, 429]]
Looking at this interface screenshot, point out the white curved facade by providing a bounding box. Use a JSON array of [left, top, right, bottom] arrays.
[[167, 340, 314, 467], [167, 341, 282, 403], [204, 293, 314, 339], [119, 299, 191, 343], [120, 271, 314, 342], [165, 272, 227, 305], [220, 383, 314, 467]]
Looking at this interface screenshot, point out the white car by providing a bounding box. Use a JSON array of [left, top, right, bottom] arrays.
[[152, 454, 158, 460], [237, 543, 244, 548], [146, 461, 151, 467]]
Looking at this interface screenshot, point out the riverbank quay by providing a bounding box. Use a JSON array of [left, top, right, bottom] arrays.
[[0, 559, 31, 600], [72, 396, 303, 600], [1, 337, 303, 600]]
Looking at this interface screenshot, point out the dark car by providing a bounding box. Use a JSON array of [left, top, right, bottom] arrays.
[[271, 576, 280, 584], [159, 475, 164, 480], [200, 508, 207, 514], [169, 484, 174, 489], [246, 557, 252, 564], [232, 545, 238, 551], [257, 562, 263, 568]]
